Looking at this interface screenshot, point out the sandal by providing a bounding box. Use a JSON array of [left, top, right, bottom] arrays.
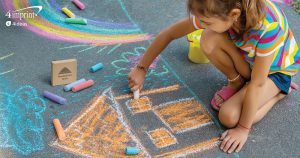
[[211, 86, 238, 111], [211, 74, 242, 111]]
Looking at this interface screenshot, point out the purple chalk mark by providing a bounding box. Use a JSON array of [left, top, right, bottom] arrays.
[[129, 56, 160, 69]]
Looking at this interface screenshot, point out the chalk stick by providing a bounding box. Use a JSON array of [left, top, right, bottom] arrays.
[[62, 7, 75, 18], [53, 119, 66, 141], [65, 18, 87, 25], [90, 63, 103, 73], [72, 0, 86, 10], [125, 147, 140, 155], [43, 91, 67, 105], [64, 78, 86, 91], [133, 90, 140, 99], [72, 79, 94, 92]]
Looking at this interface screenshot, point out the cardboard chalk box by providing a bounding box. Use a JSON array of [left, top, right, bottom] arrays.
[[51, 59, 77, 86]]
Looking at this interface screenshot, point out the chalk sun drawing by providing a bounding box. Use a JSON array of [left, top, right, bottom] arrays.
[[0, 85, 46, 155], [111, 47, 169, 76], [1, 0, 152, 45]]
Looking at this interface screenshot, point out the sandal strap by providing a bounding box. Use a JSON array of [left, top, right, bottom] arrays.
[[228, 74, 241, 82]]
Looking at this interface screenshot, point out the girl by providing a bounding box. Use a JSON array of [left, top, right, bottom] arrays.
[[128, 0, 300, 153]]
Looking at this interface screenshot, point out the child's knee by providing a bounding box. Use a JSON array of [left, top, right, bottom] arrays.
[[218, 107, 239, 128], [200, 29, 226, 56]]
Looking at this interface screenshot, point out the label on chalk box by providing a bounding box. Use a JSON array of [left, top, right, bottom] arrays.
[[52, 59, 77, 86]]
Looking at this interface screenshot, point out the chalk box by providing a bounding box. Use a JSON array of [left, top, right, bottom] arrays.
[[51, 59, 77, 86]]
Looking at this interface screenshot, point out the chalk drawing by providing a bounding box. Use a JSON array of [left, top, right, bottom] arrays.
[[129, 55, 160, 69], [0, 53, 14, 60], [115, 84, 180, 100], [107, 43, 122, 55], [154, 138, 220, 158], [59, 44, 89, 50], [0, 85, 46, 155], [0, 53, 15, 76], [146, 128, 177, 149], [77, 46, 97, 53], [271, 0, 293, 5], [51, 84, 220, 157], [0, 0, 232, 156], [111, 47, 168, 76], [0, 69, 15, 76], [153, 98, 214, 134], [120, 85, 218, 156], [1, 0, 151, 45], [96, 46, 108, 54], [125, 96, 152, 114], [50, 88, 151, 157]]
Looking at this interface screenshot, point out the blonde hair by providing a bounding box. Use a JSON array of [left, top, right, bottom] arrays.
[[187, 0, 266, 40]]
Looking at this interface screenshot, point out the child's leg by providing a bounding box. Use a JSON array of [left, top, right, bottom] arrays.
[[201, 29, 251, 105], [253, 93, 285, 123], [218, 78, 281, 128], [201, 29, 251, 81]]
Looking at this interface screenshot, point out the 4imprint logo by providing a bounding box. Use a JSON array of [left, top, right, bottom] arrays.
[[5, 6, 42, 27], [5, 6, 43, 20]]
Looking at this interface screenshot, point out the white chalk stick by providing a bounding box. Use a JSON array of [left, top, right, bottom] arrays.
[[133, 90, 140, 99]]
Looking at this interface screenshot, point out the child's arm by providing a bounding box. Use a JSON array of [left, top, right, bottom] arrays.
[[138, 17, 197, 69], [128, 17, 197, 91], [238, 55, 274, 129], [237, 22, 283, 132]]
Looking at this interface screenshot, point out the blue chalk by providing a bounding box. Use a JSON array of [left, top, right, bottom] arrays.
[[125, 147, 140, 155], [90, 63, 103, 73], [64, 78, 86, 91]]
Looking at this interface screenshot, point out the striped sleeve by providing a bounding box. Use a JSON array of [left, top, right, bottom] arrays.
[[191, 15, 203, 30], [256, 22, 285, 57]]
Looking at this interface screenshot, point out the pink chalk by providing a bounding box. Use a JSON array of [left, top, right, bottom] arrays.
[[72, 0, 86, 10], [72, 79, 94, 92]]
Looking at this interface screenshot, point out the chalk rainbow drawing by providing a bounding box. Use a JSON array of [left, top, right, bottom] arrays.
[[0, 85, 46, 155], [0, 0, 151, 46]]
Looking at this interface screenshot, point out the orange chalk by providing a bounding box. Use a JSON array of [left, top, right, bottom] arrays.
[[72, 79, 94, 92], [53, 118, 66, 141]]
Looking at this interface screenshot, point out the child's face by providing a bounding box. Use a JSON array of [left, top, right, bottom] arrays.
[[195, 14, 235, 33], [193, 9, 241, 33]]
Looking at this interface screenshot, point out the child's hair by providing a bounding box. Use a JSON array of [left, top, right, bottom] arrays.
[[187, 0, 266, 40]]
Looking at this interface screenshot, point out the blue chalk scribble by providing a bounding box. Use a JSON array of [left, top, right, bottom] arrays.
[[0, 85, 46, 155]]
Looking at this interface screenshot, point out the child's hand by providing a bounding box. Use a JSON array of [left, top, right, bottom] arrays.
[[219, 126, 250, 153], [128, 66, 147, 91]]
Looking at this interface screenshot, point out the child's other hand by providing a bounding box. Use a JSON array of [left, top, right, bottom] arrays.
[[128, 66, 147, 91], [219, 126, 250, 153]]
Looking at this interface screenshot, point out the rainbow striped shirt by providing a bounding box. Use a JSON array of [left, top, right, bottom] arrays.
[[192, 0, 300, 76]]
